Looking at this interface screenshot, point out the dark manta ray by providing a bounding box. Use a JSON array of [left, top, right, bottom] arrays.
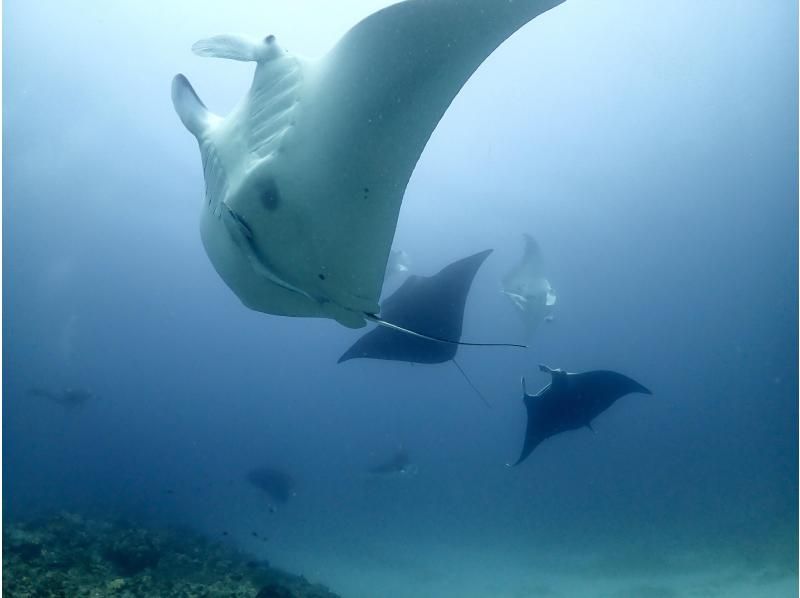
[[339, 250, 494, 364], [367, 450, 416, 476], [338, 250, 504, 405], [512, 365, 652, 466], [28, 387, 95, 408], [246, 467, 294, 504]]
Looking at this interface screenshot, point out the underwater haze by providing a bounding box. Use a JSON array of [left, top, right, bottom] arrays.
[[4, 1, 798, 597]]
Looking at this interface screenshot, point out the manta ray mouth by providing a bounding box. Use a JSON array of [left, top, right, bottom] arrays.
[[175, 0, 568, 330], [365, 313, 526, 349], [220, 204, 324, 303]]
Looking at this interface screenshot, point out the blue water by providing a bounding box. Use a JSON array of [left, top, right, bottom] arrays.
[[4, 1, 797, 596]]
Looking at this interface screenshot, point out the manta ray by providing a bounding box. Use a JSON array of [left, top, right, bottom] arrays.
[[338, 250, 500, 405], [501, 234, 556, 336], [28, 387, 96, 409], [367, 450, 418, 477], [172, 0, 565, 330], [246, 466, 295, 504], [512, 365, 652, 466], [339, 250, 494, 364]]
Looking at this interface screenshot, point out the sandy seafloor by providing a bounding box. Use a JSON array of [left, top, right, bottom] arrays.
[[199, 488, 796, 598], [303, 553, 795, 598]]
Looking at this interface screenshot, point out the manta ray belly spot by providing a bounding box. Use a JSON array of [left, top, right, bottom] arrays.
[[172, 0, 568, 326], [260, 177, 281, 211]]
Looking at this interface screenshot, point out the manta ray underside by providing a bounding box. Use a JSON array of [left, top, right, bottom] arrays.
[[384, 249, 411, 286], [172, 0, 565, 329], [501, 234, 556, 337]]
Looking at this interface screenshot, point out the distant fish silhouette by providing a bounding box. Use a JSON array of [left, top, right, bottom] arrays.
[[246, 467, 294, 504], [28, 387, 95, 408], [367, 450, 418, 477], [512, 365, 652, 466]]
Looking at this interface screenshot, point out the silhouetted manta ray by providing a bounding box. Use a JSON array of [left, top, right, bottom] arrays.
[[339, 250, 498, 405], [28, 387, 95, 408], [246, 467, 294, 504], [171, 0, 565, 332], [339, 250, 492, 364], [512, 365, 652, 465], [367, 450, 417, 476]]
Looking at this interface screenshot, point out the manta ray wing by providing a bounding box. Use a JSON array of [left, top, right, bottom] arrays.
[[173, 0, 566, 328], [502, 235, 546, 290], [513, 393, 552, 465], [569, 370, 653, 421]]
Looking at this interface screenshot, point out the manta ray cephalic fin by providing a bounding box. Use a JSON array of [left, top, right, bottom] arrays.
[[192, 34, 284, 63], [173, 0, 568, 327], [171, 75, 221, 139]]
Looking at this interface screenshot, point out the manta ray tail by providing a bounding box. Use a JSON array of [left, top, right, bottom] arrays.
[[452, 359, 492, 408], [365, 314, 526, 350]]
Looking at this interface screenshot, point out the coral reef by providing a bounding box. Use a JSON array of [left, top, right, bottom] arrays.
[[3, 512, 340, 598]]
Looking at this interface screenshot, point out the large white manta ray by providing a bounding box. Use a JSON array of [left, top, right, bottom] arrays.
[[172, 0, 565, 329], [501, 234, 556, 336]]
